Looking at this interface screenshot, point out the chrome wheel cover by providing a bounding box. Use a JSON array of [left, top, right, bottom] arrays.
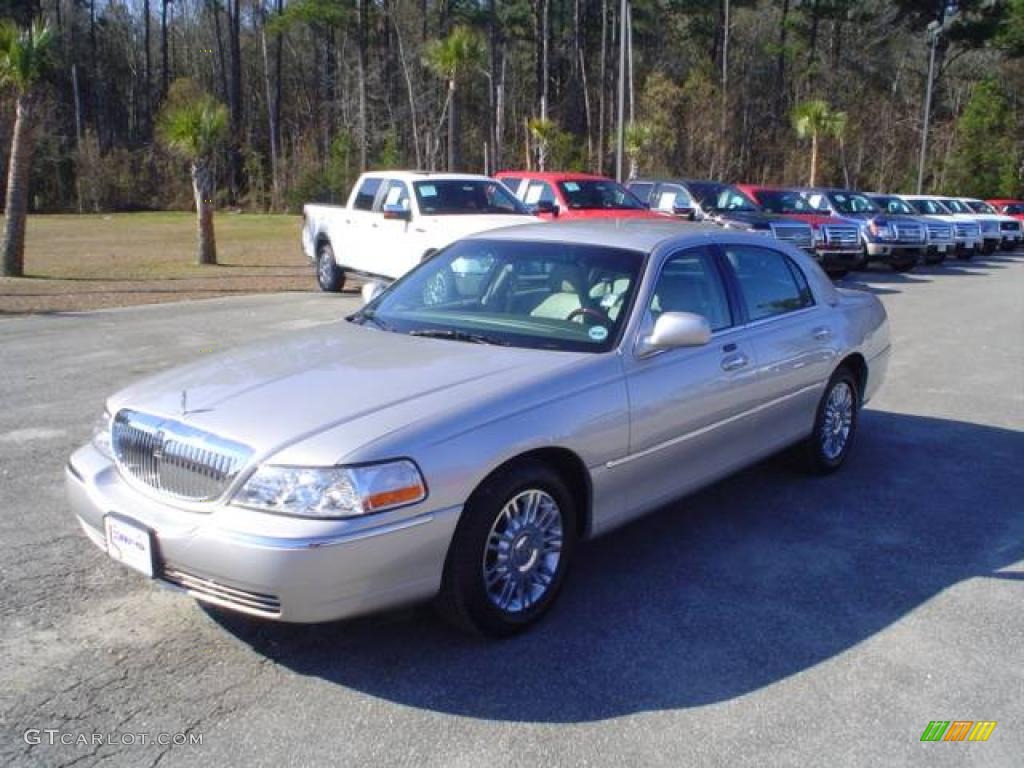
[[821, 381, 854, 460], [318, 251, 333, 285], [483, 489, 563, 614]]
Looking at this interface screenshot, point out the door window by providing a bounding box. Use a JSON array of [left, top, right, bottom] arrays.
[[653, 184, 693, 212], [723, 245, 814, 321], [379, 180, 411, 212], [523, 181, 557, 206], [649, 247, 732, 331], [353, 178, 383, 211]]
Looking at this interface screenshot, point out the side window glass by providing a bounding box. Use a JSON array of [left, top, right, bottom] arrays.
[[723, 245, 814, 321], [628, 182, 653, 204], [380, 180, 411, 211], [649, 247, 732, 332], [654, 184, 692, 212], [523, 181, 556, 206], [353, 178, 382, 211], [500, 177, 524, 196]]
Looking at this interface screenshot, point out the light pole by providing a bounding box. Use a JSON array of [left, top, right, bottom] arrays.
[[615, 0, 628, 182], [916, 21, 941, 194]]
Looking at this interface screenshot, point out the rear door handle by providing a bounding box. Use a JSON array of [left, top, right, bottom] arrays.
[[721, 353, 749, 372], [812, 327, 832, 341]]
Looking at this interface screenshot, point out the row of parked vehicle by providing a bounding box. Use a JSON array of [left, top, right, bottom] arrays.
[[301, 169, 1023, 289]]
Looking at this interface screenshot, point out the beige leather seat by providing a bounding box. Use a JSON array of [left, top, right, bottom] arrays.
[[530, 264, 586, 320]]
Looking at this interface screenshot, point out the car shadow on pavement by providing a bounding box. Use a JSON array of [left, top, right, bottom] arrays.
[[210, 410, 1024, 723]]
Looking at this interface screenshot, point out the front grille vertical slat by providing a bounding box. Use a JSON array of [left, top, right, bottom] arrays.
[[111, 410, 253, 502]]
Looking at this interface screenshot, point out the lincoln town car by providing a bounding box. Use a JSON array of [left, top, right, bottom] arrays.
[[67, 220, 890, 636]]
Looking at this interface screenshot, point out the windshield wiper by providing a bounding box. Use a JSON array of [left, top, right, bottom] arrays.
[[408, 328, 510, 346], [349, 311, 394, 331]]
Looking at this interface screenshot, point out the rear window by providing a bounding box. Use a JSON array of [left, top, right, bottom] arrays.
[[755, 189, 816, 215], [413, 180, 529, 215]]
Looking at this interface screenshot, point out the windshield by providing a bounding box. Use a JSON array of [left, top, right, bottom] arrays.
[[756, 189, 818, 215], [907, 198, 950, 215], [556, 179, 647, 210], [412, 180, 529, 215], [825, 192, 880, 215], [352, 239, 644, 353], [964, 200, 997, 214], [871, 196, 916, 215], [939, 198, 971, 214]]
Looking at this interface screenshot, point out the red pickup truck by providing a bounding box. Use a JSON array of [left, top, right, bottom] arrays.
[[496, 171, 670, 221], [737, 184, 863, 277], [987, 199, 1024, 222]]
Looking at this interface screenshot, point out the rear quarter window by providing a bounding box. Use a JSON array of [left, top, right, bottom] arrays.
[[353, 178, 383, 211]]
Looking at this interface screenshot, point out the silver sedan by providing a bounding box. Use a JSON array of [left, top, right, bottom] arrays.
[[67, 220, 890, 636]]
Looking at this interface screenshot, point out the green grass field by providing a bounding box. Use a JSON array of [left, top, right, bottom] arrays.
[[1, 212, 321, 314]]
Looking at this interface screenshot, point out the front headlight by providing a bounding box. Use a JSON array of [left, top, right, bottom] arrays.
[[92, 410, 113, 459], [868, 221, 894, 240], [232, 460, 427, 518]]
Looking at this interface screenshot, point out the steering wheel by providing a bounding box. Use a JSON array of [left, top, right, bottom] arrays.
[[566, 307, 607, 324]]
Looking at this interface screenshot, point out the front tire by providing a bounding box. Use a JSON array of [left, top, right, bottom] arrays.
[[801, 368, 859, 474], [826, 269, 849, 281], [316, 242, 345, 292], [891, 259, 915, 273], [437, 460, 577, 637]]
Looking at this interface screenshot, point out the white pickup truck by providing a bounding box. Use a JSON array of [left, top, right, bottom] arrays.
[[302, 171, 538, 291]]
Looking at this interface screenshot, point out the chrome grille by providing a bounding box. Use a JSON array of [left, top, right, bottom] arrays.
[[769, 222, 814, 250], [893, 222, 926, 243], [954, 222, 980, 240], [163, 568, 281, 616], [926, 223, 953, 243], [112, 410, 252, 502], [821, 225, 860, 247], [1000, 220, 1021, 232]]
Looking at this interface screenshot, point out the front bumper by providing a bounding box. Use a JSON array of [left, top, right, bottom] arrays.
[[66, 444, 461, 623], [863, 242, 925, 263], [814, 248, 862, 269]]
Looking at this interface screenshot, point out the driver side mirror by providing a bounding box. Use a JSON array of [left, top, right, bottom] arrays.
[[361, 280, 387, 305], [382, 203, 411, 221], [636, 311, 712, 358], [531, 200, 559, 216]]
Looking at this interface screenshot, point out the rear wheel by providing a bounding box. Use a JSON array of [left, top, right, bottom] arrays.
[[316, 242, 345, 292], [437, 460, 577, 637], [801, 368, 859, 474]]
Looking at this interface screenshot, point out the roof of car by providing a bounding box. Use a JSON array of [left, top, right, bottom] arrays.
[[464, 218, 721, 251], [356, 171, 497, 183], [494, 171, 620, 183]]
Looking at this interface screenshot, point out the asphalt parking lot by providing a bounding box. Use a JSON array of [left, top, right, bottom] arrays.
[[1, 253, 1022, 768]]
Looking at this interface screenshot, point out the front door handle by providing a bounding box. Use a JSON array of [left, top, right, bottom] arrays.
[[721, 353, 749, 372], [812, 327, 832, 341]]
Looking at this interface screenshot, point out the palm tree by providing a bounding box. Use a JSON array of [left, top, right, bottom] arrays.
[[791, 99, 847, 187], [1, 20, 54, 278], [424, 25, 485, 171], [625, 121, 654, 180], [157, 79, 229, 265]]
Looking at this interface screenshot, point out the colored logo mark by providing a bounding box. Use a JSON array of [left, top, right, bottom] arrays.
[[920, 721, 997, 742]]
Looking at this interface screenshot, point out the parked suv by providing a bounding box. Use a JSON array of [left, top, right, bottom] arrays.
[[496, 172, 668, 220], [957, 198, 1022, 251], [626, 179, 815, 257], [798, 187, 929, 270], [867, 194, 954, 264], [899, 195, 982, 259], [736, 184, 864, 277]]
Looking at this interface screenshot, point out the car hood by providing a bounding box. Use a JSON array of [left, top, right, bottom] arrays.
[[711, 211, 797, 229], [107, 320, 585, 462], [423, 213, 540, 237], [560, 209, 670, 220], [780, 213, 859, 228]]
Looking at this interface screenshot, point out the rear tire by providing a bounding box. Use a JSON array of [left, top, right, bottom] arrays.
[[316, 242, 345, 292], [437, 460, 577, 637], [801, 368, 859, 475]]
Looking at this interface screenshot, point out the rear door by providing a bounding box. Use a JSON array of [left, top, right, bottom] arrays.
[[344, 176, 385, 274], [718, 242, 836, 449]]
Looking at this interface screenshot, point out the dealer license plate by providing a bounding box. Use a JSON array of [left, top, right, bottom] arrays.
[[104, 515, 155, 577]]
